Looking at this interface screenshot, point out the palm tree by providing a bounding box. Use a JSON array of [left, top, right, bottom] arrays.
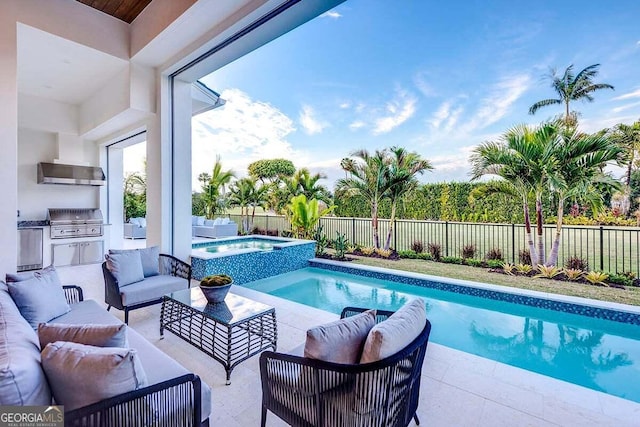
[[228, 177, 267, 233], [201, 156, 235, 218], [610, 121, 640, 186], [471, 124, 557, 265], [336, 149, 390, 249], [383, 147, 433, 250], [529, 64, 614, 125]]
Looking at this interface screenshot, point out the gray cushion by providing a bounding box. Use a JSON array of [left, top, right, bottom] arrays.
[[304, 310, 376, 364], [360, 299, 426, 363], [106, 251, 145, 286], [127, 327, 211, 422], [51, 299, 122, 326], [120, 275, 187, 306], [6, 265, 63, 286], [38, 323, 127, 349], [110, 247, 160, 278], [7, 270, 70, 329], [42, 341, 147, 411], [0, 287, 52, 405]]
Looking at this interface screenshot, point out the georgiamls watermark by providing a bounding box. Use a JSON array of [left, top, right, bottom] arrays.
[[0, 406, 63, 427]]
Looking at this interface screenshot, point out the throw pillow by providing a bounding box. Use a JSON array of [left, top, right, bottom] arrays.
[[196, 216, 205, 226], [129, 218, 141, 226], [41, 341, 147, 411], [7, 271, 70, 329], [138, 218, 147, 228], [204, 219, 215, 227], [105, 251, 144, 286], [212, 218, 223, 226], [6, 265, 63, 286], [109, 247, 159, 278], [360, 299, 426, 363], [38, 323, 127, 349], [304, 309, 376, 364]]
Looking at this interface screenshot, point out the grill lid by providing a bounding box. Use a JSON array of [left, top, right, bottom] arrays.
[[47, 208, 103, 225]]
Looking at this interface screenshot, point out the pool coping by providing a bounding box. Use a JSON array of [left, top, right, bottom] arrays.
[[309, 258, 640, 321], [191, 235, 315, 260]]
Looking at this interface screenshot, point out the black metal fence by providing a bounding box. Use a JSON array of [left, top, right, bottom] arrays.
[[228, 214, 640, 275]]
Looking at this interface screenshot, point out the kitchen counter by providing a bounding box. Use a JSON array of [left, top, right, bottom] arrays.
[[17, 220, 49, 228]]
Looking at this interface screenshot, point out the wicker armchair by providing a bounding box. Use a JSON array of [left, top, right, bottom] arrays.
[[259, 307, 432, 427], [60, 285, 205, 426], [104, 253, 192, 324]]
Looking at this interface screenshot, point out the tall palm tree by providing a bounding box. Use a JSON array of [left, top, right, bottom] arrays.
[[336, 149, 390, 249], [229, 177, 267, 233], [529, 64, 614, 125], [471, 124, 558, 265], [610, 121, 640, 186], [201, 156, 235, 218], [383, 147, 433, 250]]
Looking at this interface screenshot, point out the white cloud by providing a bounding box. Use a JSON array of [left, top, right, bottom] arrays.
[[191, 88, 309, 188], [613, 89, 640, 101], [430, 146, 475, 173], [320, 10, 342, 19], [414, 72, 436, 97], [349, 120, 365, 130], [299, 105, 328, 135], [429, 101, 451, 128], [372, 89, 417, 135], [339, 102, 351, 109], [461, 74, 530, 133], [612, 101, 640, 113]]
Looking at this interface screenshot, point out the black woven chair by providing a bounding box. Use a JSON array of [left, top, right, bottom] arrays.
[[103, 253, 191, 324], [260, 307, 432, 427]]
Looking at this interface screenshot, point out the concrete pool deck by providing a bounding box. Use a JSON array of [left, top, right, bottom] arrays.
[[58, 263, 640, 426]]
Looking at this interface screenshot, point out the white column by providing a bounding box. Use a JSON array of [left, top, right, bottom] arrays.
[[0, 22, 18, 276], [107, 146, 124, 248]]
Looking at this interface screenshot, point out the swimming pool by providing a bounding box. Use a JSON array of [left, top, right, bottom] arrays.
[[195, 237, 284, 253], [242, 265, 640, 403]]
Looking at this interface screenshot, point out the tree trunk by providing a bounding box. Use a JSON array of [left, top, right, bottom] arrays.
[[536, 197, 545, 266], [565, 100, 570, 125], [547, 199, 564, 266], [250, 205, 256, 234], [384, 202, 397, 250], [371, 200, 380, 249], [523, 200, 537, 265]]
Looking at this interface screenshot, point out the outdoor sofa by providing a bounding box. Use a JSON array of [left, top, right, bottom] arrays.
[[0, 268, 211, 426], [123, 217, 147, 239], [192, 216, 238, 238]]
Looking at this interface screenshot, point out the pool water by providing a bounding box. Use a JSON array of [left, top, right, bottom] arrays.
[[197, 238, 283, 253], [242, 267, 640, 403]]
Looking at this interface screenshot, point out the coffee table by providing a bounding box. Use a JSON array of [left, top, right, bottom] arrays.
[[160, 288, 277, 384]]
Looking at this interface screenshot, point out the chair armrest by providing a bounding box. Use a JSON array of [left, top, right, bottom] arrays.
[[341, 306, 395, 323], [159, 254, 192, 283], [65, 374, 203, 427], [102, 262, 124, 310], [63, 285, 84, 304]]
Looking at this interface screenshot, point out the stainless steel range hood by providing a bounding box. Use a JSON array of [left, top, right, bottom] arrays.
[[37, 162, 106, 186]]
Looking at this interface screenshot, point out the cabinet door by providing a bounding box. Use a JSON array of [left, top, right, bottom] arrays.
[[53, 243, 80, 267], [80, 241, 104, 264]]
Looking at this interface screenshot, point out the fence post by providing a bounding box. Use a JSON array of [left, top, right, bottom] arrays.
[[266, 215, 269, 234], [511, 223, 515, 263], [351, 218, 356, 245], [599, 226, 604, 271], [445, 221, 449, 257]]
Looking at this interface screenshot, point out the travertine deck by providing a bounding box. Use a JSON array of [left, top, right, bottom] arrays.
[[58, 263, 640, 426]]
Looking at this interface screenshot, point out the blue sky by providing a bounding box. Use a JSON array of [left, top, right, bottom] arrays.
[[188, 0, 640, 190]]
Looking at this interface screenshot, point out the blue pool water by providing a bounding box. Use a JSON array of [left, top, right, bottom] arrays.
[[196, 238, 283, 253], [242, 267, 640, 402]]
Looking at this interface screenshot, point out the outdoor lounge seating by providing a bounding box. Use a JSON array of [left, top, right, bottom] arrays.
[[259, 303, 432, 427], [0, 272, 210, 426], [123, 217, 147, 239], [103, 247, 191, 324], [192, 216, 238, 238]]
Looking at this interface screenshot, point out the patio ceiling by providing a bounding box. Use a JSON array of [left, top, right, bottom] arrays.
[[75, 0, 153, 23]]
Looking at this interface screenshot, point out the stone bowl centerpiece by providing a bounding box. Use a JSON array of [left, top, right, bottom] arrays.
[[199, 274, 233, 303]]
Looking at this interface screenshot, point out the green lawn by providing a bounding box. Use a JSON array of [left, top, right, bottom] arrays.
[[349, 254, 640, 306]]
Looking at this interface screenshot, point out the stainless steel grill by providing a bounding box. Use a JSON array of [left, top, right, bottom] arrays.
[[47, 208, 104, 239]]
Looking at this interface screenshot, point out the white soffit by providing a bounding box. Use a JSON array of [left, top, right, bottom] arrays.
[[17, 24, 128, 105]]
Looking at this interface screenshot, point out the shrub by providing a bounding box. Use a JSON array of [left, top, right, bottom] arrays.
[[515, 264, 533, 274], [461, 244, 476, 259], [502, 262, 516, 275], [361, 247, 375, 256], [565, 256, 588, 271], [441, 256, 462, 264], [487, 260, 503, 269], [398, 250, 418, 259], [376, 248, 393, 258], [417, 252, 433, 261], [518, 249, 531, 265], [534, 265, 562, 279], [465, 258, 483, 267], [334, 232, 349, 259], [428, 243, 442, 261], [584, 271, 609, 286], [607, 273, 632, 287], [485, 247, 503, 261], [313, 225, 328, 256], [563, 268, 583, 281], [410, 240, 425, 253]]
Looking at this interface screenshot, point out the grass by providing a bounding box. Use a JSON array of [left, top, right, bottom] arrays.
[[349, 255, 640, 306]]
